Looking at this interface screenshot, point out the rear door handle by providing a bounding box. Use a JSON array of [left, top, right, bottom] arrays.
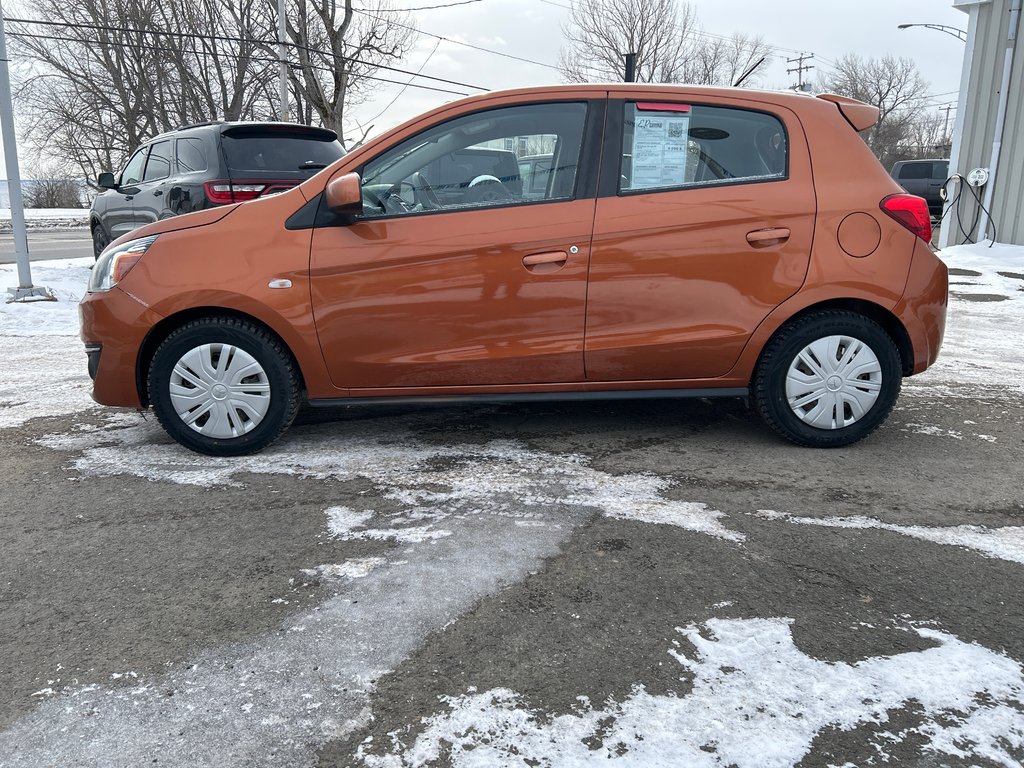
[[523, 251, 568, 272], [746, 227, 791, 245]]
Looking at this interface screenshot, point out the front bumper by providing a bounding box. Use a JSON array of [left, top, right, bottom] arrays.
[[80, 287, 164, 407]]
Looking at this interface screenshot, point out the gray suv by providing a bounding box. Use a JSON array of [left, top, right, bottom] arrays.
[[90, 122, 344, 257], [890, 159, 948, 218]]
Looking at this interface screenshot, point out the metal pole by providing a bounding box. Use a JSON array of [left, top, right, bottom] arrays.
[[278, 0, 289, 122], [624, 52, 636, 83], [0, 4, 48, 299], [0, 3, 34, 294]]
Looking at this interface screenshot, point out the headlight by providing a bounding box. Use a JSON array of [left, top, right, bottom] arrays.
[[89, 235, 159, 292]]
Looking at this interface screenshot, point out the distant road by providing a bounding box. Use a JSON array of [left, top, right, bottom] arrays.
[[0, 230, 92, 263]]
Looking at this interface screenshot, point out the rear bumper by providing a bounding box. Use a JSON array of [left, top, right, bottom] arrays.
[[893, 241, 948, 375], [80, 287, 164, 407]]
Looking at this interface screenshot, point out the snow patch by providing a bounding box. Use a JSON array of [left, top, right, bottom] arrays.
[[757, 510, 1024, 566], [39, 419, 744, 542], [301, 558, 388, 580], [361, 618, 1024, 767], [325, 506, 374, 536], [0, 258, 97, 428]]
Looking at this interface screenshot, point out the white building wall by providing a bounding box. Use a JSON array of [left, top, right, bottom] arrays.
[[941, 0, 1024, 246]]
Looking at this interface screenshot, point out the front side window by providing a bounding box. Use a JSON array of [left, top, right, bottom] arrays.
[[143, 140, 172, 182], [120, 148, 148, 186], [360, 102, 588, 218], [620, 102, 788, 193]]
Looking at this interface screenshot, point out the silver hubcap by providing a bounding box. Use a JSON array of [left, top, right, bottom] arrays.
[[786, 335, 882, 430], [169, 344, 271, 439]]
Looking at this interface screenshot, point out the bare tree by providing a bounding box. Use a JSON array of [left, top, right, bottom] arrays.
[[558, 0, 770, 86], [22, 162, 85, 208], [274, 0, 416, 147], [818, 54, 931, 168], [11, 0, 286, 177]]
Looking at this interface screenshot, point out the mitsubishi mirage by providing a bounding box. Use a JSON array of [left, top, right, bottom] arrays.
[[80, 85, 948, 455]]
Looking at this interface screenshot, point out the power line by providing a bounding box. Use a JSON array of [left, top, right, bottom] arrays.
[[354, 7, 562, 71], [3, 16, 489, 92], [371, 0, 483, 10], [6, 29, 471, 95], [363, 38, 443, 124]]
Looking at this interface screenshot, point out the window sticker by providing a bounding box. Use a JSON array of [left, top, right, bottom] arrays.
[[631, 110, 691, 190]]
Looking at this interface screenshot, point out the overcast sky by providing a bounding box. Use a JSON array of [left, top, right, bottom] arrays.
[[345, 0, 968, 140], [1, 0, 969, 174]]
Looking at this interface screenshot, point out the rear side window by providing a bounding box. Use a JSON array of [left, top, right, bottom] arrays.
[[221, 131, 343, 172], [143, 140, 172, 182], [176, 138, 208, 173], [932, 161, 949, 180], [897, 163, 932, 180], [620, 102, 787, 193]]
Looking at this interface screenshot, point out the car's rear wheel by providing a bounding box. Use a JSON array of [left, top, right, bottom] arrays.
[[92, 225, 110, 260], [753, 311, 902, 447], [149, 317, 301, 455]]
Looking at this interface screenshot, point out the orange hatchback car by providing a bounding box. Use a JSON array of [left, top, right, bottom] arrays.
[[80, 85, 947, 455]]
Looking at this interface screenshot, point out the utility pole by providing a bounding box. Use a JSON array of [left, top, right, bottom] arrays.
[[623, 51, 636, 83], [0, 1, 52, 302], [941, 103, 954, 142], [278, 0, 289, 122], [786, 53, 815, 92]]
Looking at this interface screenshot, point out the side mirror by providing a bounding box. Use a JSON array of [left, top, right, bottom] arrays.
[[97, 172, 117, 190], [324, 172, 362, 216]]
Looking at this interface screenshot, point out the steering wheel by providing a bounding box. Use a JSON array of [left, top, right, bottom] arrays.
[[464, 175, 513, 205], [376, 182, 415, 215]]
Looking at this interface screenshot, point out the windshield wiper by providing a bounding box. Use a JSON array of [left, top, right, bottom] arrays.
[[298, 162, 328, 171]]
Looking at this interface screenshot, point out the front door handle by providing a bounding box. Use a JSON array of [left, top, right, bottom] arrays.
[[522, 251, 568, 273], [746, 227, 791, 245]]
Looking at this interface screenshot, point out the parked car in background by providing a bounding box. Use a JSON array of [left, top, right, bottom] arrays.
[[90, 122, 344, 257], [81, 85, 947, 456], [890, 159, 949, 217]]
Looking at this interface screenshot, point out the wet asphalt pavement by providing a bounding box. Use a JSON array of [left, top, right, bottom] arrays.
[[1, 383, 1022, 766]]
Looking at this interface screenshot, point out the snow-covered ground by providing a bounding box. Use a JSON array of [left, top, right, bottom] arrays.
[[2, 242, 1024, 766], [0, 207, 90, 231], [909, 241, 1024, 395]]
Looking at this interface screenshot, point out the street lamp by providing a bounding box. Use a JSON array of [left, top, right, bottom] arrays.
[[897, 23, 967, 42]]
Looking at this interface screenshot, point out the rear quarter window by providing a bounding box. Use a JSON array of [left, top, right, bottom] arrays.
[[620, 102, 787, 193]]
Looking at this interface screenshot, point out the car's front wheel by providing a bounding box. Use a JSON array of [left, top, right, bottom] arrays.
[[753, 311, 902, 448], [92, 225, 110, 260], [148, 317, 301, 455]]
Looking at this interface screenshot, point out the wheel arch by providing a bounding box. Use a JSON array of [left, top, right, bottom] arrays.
[[744, 298, 915, 381], [135, 307, 307, 407]]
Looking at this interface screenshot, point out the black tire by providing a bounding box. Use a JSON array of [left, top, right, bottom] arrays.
[[753, 311, 902, 448], [148, 317, 301, 456], [92, 224, 110, 260]]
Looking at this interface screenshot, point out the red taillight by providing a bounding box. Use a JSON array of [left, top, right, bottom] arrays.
[[880, 193, 932, 242], [204, 181, 267, 204]]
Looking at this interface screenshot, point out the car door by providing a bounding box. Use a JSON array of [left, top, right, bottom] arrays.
[[105, 146, 148, 239], [584, 96, 816, 381], [309, 98, 602, 391], [132, 139, 173, 228]]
